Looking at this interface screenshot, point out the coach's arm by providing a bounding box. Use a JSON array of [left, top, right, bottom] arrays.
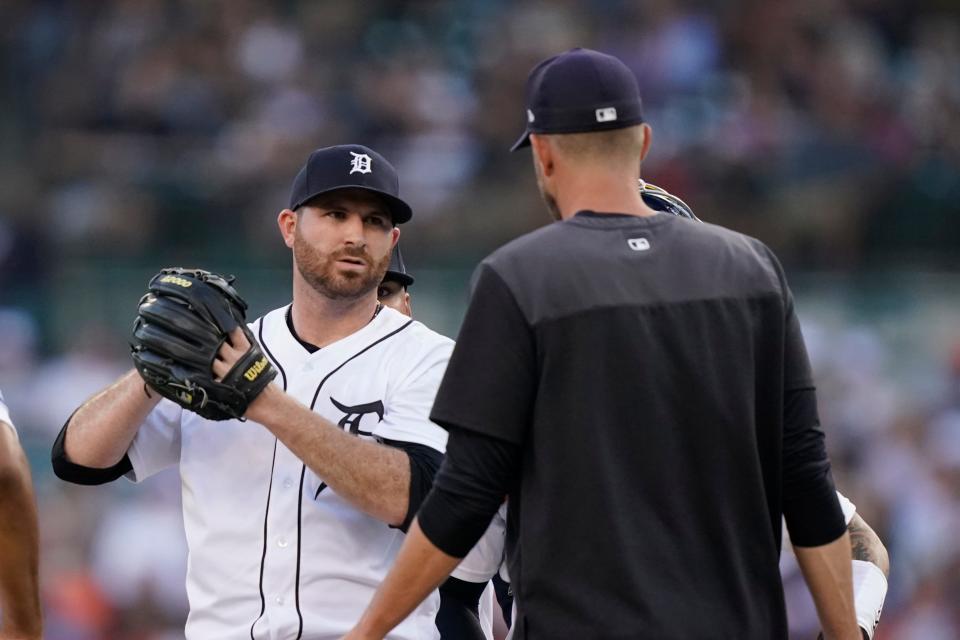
[[816, 514, 889, 640], [847, 513, 889, 577]]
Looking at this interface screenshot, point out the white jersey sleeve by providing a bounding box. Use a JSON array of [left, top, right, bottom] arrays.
[[125, 398, 183, 482], [452, 503, 508, 583], [837, 490, 857, 525], [374, 326, 452, 452], [0, 390, 16, 437]]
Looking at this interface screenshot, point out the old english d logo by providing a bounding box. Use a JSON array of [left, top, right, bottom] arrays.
[[316, 398, 385, 499], [349, 151, 372, 174], [330, 398, 385, 435]]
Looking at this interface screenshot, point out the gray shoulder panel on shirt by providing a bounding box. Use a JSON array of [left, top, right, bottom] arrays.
[[480, 214, 784, 326]]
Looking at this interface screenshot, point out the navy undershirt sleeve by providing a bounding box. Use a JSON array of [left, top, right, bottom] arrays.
[[417, 427, 520, 558], [381, 437, 443, 533], [781, 386, 845, 546], [774, 248, 845, 546], [51, 418, 133, 485]]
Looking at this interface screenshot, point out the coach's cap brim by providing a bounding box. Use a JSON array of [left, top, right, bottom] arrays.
[[509, 48, 644, 152], [510, 130, 532, 152]]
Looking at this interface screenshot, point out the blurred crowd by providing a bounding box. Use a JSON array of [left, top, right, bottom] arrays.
[[783, 290, 960, 639], [1, 0, 959, 638], [1, 0, 958, 293]]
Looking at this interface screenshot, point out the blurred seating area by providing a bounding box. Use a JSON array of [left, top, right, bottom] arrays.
[[0, 1, 958, 638], [1, 0, 958, 291]]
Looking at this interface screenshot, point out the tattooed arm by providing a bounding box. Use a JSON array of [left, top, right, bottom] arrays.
[[818, 509, 890, 640], [819, 513, 889, 640], [847, 513, 889, 577]]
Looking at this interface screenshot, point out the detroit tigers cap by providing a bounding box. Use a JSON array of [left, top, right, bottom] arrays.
[[510, 48, 645, 151], [289, 144, 413, 224], [382, 244, 414, 288]]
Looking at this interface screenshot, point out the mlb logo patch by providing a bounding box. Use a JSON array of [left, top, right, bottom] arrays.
[[595, 107, 617, 122]]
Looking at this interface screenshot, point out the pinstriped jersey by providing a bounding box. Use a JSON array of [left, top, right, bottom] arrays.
[[125, 305, 453, 640]]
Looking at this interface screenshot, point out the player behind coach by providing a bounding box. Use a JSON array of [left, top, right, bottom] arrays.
[[347, 48, 861, 639], [51, 145, 455, 640], [378, 245, 413, 318]]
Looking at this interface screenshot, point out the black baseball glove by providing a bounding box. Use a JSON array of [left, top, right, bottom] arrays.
[[131, 268, 276, 420]]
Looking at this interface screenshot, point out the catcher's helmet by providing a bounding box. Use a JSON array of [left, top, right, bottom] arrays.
[[639, 180, 700, 221]]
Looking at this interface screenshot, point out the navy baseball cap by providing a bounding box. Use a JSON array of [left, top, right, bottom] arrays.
[[289, 144, 413, 224], [382, 244, 414, 288], [510, 48, 644, 151]]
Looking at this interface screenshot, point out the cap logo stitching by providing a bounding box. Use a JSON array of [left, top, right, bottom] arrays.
[[627, 237, 650, 251], [596, 107, 618, 122], [349, 152, 372, 175]]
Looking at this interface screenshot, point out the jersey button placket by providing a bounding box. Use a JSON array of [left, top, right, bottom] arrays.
[[277, 536, 288, 548]]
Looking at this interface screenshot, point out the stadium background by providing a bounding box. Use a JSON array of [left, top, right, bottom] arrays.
[[1, 0, 958, 637]]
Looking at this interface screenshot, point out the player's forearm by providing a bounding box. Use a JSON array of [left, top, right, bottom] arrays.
[[348, 519, 462, 640], [0, 429, 42, 639], [795, 530, 860, 640], [65, 369, 160, 468], [248, 386, 410, 526], [847, 514, 889, 577]]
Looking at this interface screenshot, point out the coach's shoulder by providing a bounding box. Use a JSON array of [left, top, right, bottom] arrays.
[[485, 224, 561, 266], [685, 217, 761, 247], [681, 220, 779, 269], [474, 224, 562, 291], [697, 222, 788, 299]]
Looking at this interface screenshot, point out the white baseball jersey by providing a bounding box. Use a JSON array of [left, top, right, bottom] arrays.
[[0, 389, 16, 436], [452, 503, 508, 585], [125, 305, 453, 640]]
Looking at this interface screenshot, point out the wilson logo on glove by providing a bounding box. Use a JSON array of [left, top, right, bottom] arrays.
[[159, 275, 193, 288], [244, 357, 270, 382]]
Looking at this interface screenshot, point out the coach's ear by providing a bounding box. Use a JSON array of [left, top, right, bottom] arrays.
[[529, 134, 555, 178], [278, 208, 297, 249], [639, 123, 653, 163]]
